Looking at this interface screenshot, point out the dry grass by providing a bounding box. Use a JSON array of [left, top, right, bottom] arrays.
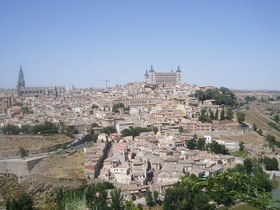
[[226, 132, 265, 144], [0, 134, 71, 151], [30, 150, 85, 179]]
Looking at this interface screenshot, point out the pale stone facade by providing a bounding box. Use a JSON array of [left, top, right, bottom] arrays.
[[144, 65, 181, 85]]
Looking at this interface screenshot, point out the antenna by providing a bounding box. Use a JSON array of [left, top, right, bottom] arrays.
[[96, 79, 110, 89]]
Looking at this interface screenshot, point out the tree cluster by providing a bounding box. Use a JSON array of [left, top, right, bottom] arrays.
[[0, 121, 78, 137], [198, 107, 233, 123], [260, 156, 279, 171], [253, 124, 263, 136], [145, 190, 160, 207], [194, 87, 237, 107], [102, 126, 117, 135], [273, 114, 280, 123], [244, 96, 257, 104], [268, 122, 280, 132], [22, 106, 33, 114], [56, 183, 142, 210], [121, 127, 152, 137], [186, 138, 229, 155], [18, 146, 29, 158], [266, 134, 280, 148], [164, 160, 275, 210], [236, 111, 245, 124], [112, 103, 129, 113]]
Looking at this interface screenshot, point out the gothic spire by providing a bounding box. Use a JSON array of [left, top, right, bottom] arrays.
[[149, 65, 155, 73], [17, 65, 25, 88], [176, 65, 181, 73], [145, 69, 149, 77]]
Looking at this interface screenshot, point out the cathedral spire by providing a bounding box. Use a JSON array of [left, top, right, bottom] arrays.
[[16, 65, 25, 96], [176, 65, 181, 73], [149, 65, 155, 73], [145, 69, 149, 77], [17, 65, 25, 88]]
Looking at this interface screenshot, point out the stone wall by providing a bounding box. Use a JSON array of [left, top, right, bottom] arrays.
[[0, 156, 45, 177]]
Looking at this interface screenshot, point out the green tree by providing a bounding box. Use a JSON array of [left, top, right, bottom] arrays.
[[56, 183, 114, 210], [199, 108, 211, 123], [18, 147, 29, 158], [274, 115, 280, 123], [239, 141, 245, 151], [145, 191, 155, 207], [209, 108, 214, 121], [214, 108, 219, 120], [102, 126, 117, 135], [32, 121, 59, 134], [197, 137, 206, 150], [208, 141, 229, 155], [153, 127, 159, 134], [122, 127, 152, 138], [194, 90, 205, 102], [6, 193, 33, 210], [220, 108, 225, 120], [243, 158, 253, 175], [121, 128, 132, 137], [110, 188, 123, 210], [123, 200, 139, 210], [194, 87, 237, 106], [92, 123, 99, 127], [253, 124, 257, 131], [187, 139, 197, 150], [20, 124, 32, 134], [263, 156, 279, 171], [178, 126, 184, 134], [226, 107, 233, 120], [237, 112, 245, 124], [112, 103, 125, 113], [257, 129, 263, 136], [22, 106, 33, 114], [164, 175, 215, 210], [153, 191, 159, 204], [1, 124, 20, 135]]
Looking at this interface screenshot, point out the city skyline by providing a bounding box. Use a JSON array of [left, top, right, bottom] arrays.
[[1, 0, 280, 90]]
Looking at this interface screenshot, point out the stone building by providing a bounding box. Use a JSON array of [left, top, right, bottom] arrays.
[[15, 66, 65, 97], [0, 95, 12, 114], [144, 65, 181, 85]]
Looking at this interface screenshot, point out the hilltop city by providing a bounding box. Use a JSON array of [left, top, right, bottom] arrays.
[[1, 66, 280, 209]]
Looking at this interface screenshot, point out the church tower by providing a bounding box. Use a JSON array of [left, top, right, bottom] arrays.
[[176, 65, 181, 84], [16, 66, 25, 96]]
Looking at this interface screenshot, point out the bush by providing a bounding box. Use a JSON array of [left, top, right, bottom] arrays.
[[6, 193, 33, 210], [18, 147, 29, 158]]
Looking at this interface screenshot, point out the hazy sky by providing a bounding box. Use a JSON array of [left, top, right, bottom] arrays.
[[1, 0, 280, 90]]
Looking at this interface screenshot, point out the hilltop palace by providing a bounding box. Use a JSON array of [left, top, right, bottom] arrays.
[[15, 66, 65, 97], [144, 65, 181, 85]]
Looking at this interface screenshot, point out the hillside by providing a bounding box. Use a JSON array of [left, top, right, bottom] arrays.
[[0, 134, 72, 157], [244, 101, 280, 139], [30, 150, 85, 179]]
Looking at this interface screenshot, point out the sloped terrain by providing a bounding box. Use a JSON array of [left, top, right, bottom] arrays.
[[0, 173, 84, 208], [244, 102, 280, 139], [0, 134, 71, 151], [30, 150, 85, 179]]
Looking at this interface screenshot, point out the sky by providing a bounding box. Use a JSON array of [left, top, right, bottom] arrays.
[[0, 0, 280, 90]]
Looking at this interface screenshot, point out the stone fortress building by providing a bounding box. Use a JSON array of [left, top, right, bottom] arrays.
[[15, 66, 65, 97], [144, 65, 182, 85]]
